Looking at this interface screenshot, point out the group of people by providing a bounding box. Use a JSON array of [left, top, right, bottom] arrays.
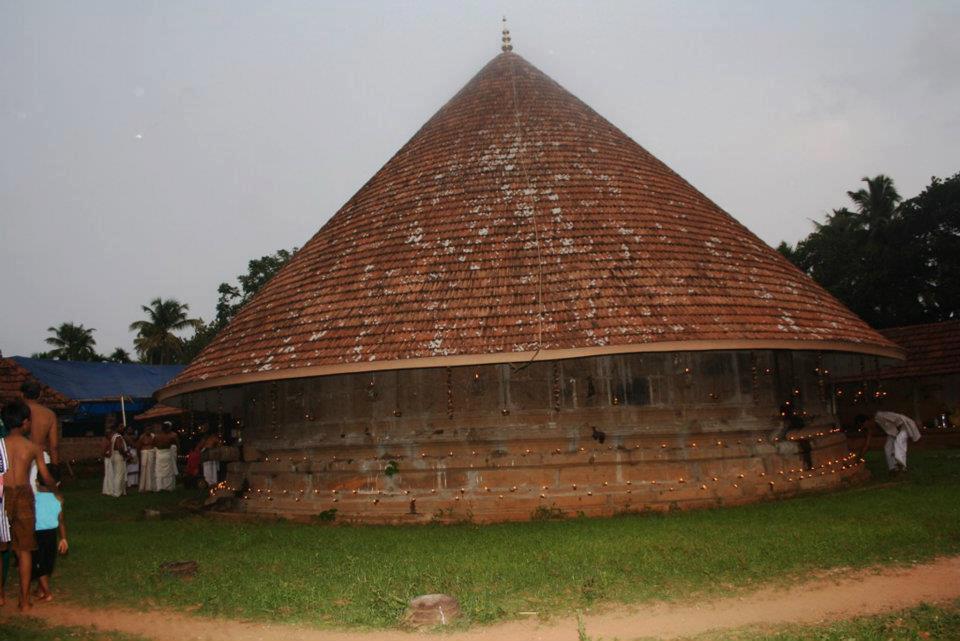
[[101, 417, 179, 497], [1, 383, 67, 611], [0, 382, 226, 612]]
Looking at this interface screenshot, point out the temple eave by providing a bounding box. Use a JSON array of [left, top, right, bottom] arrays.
[[157, 337, 904, 402]]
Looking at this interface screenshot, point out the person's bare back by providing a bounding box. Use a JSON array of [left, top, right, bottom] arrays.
[[2, 400, 55, 489], [155, 430, 178, 450], [25, 399, 59, 464], [4, 431, 51, 488], [20, 381, 61, 465]]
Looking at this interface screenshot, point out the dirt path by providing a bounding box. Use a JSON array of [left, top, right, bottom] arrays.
[[5, 556, 960, 640]]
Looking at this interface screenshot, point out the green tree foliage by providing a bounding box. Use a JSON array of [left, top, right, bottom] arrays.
[[779, 173, 960, 328], [179, 248, 297, 363], [42, 322, 99, 361], [181, 319, 218, 363], [107, 347, 133, 363], [899, 174, 960, 322], [214, 248, 296, 329], [129, 298, 201, 365]]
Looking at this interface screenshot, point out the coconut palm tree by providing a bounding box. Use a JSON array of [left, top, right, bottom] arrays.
[[129, 298, 201, 364], [44, 322, 99, 361], [847, 175, 902, 238], [107, 347, 133, 363]]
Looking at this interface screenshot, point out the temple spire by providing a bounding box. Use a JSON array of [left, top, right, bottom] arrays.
[[501, 16, 513, 52]]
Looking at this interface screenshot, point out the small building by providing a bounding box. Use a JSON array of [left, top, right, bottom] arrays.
[[0, 355, 76, 414], [834, 320, 960, 429], [7, 356, 183, 434], [0, 356, 183, 462], [133, 403, 187, 424]]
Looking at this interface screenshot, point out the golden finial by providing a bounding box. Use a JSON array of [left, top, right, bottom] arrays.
[[501, 16, 513, 52]]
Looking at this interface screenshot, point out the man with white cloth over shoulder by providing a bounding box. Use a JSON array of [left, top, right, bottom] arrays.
[[101, 423, 127, 497], [856, 411, 922, 474]]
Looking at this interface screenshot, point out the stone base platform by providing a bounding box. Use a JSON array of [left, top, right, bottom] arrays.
[[211, 428, 866, 524]]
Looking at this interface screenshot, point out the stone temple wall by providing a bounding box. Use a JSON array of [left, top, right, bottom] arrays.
[[197, 350, 869, 523]]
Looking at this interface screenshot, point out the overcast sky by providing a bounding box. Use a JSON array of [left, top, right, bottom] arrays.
[[1, 1, 957, 359]]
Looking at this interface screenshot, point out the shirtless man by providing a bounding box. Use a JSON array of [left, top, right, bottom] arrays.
[[153, 422, 180, 491], [1, 400, 56, 611], [121, 423, 139, 488], [200, 431, 222, 487], [137, 426, 158, 492], [20, 381, 60, 486]]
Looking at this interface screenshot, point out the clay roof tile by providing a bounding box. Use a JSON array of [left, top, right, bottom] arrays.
[[161, 52, 900, 399], [0, 358, 76, 412]]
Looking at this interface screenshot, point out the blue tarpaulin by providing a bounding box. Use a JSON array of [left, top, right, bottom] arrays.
[[12, 356, 182, 403], [68, 399, 154, 420]]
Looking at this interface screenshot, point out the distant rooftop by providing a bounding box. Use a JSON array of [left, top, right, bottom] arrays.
[[874, 320, 960, 380], [0, 357, 76, 411]]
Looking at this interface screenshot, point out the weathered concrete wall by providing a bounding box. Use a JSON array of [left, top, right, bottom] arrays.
[[197, 350, 867, 523]]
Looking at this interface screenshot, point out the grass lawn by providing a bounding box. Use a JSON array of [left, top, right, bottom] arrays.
[[35, 450, 960, 629], [651, 600, 960, 641]]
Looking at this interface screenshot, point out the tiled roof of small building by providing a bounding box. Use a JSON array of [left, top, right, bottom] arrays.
[[133, 403, 185, 422], [873, 320, 960, 380], [0, 357, 76, 412], [161, 52, 900, 398]]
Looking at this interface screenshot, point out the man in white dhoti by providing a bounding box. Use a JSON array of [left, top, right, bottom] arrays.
[[101, 425, 126, 497], [199, 432, 221, 488], [856, 411, 922, 473], [123, 426, 139, 488], [126, 446, 139, 488], [138, 427, 158, 492], [153, 422, 179, 491], [202, 459, 218, 487]]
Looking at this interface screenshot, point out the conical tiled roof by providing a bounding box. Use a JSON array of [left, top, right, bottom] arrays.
[[160, 52, 901, 398]]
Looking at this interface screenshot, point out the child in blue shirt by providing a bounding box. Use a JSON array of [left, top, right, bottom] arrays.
[[33, 471, 68, 602]]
